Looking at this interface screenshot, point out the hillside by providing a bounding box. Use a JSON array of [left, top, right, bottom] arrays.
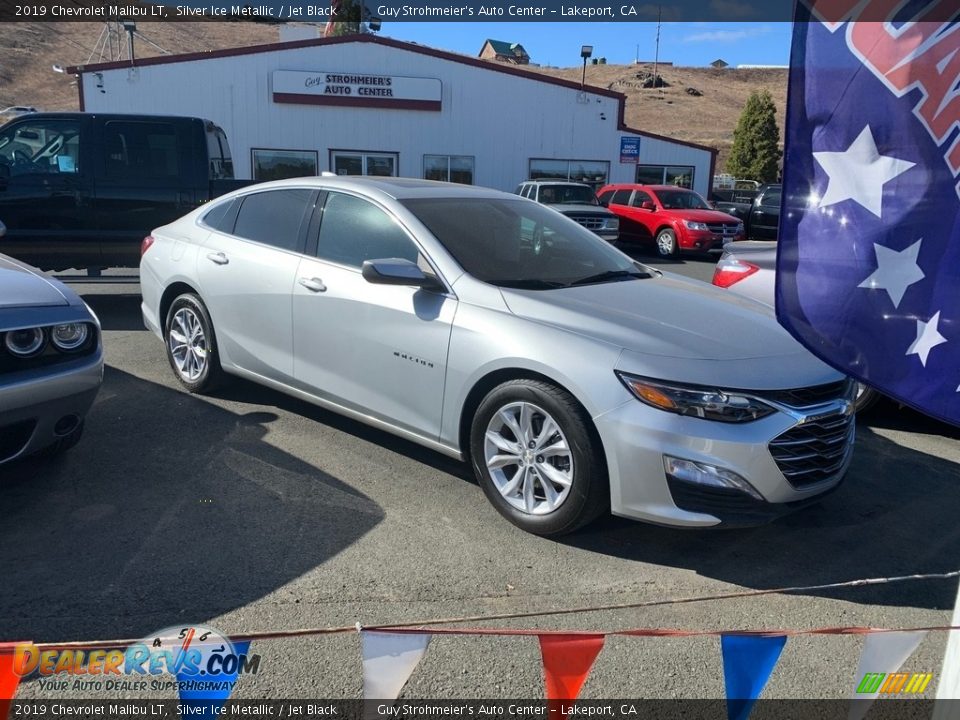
[[0, 22, 788, 172]]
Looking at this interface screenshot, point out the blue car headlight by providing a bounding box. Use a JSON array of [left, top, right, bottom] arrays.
[[616, 372, 776, 423]]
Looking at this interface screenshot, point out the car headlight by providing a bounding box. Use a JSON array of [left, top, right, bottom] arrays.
[[4, 327, 46, 357], [51, 323, 90, 351], [616, 372, 776, 423], [604, 217, 619, 230], [684, 220, 709, 231]]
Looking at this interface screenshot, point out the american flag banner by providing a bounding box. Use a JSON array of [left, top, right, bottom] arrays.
[[777, 4, 960, 425]]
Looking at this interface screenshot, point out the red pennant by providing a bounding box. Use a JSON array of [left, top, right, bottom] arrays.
[[0, 643, 29, 720], [538, 634, 605, 710]]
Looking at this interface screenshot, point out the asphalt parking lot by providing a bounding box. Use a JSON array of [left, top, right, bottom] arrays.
[[4, 249, 960, 700]]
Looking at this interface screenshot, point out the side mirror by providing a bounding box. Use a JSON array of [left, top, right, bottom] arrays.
[[641, 201, 656, 211], [361, 258, 444, 291]]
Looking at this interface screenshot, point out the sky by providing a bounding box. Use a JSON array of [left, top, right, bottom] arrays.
[[377, 22, 794, 68]]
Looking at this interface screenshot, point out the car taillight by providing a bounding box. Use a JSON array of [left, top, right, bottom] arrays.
[[712, 259, 759, 288], [141, 235, 155, 257]]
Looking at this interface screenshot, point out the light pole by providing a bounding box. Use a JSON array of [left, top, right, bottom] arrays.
[[580, 45, 593, 90]]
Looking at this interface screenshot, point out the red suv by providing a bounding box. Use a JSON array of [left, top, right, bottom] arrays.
[[597, 184, 744, 257]]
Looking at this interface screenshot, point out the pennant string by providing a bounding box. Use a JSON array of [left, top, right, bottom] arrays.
[[25, 569, 960, 651]]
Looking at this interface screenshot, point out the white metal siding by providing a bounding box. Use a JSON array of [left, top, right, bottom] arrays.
[[81, 42, 712, 195]]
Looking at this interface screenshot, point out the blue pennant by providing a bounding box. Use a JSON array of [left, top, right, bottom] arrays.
[[175, 641, 251, 719], [721, 635, 787, 720]]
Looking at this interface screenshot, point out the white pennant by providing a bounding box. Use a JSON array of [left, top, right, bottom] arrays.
[[361, 631, 431, 700], [848, 631, 927, 720]]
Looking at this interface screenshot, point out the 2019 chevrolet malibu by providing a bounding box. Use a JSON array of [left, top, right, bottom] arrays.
[[140, 178, 855, 536], [0, 222, 103, 465]]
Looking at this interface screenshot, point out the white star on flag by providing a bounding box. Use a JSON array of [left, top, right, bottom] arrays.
[[813, 125, 915, 218], [858, 239, 925, 308], [906, 311, 947, 367]]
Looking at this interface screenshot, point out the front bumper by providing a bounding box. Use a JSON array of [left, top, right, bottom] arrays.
[[594, 395, 854, 528], [681, 230, 743, 252], [0, 352, 104, 465]]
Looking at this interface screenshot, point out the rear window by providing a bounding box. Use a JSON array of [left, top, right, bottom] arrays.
[[104, 121, 179, 180], [233, 189, 313, 253], [610, 189, 632, 206], [200, 198, 237, 233]]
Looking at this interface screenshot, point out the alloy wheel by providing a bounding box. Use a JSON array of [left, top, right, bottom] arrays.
[[483, 401, 574, 515], [168, 307, 208, 382]]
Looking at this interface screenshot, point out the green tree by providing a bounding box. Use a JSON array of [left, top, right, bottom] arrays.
[[726, 90, 781, 182]]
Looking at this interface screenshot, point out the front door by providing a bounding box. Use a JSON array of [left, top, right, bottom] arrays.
[[292, 190, 455, 438], [0, 116, 97, 270]]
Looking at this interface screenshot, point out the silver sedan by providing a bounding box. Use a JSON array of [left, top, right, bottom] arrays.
[[0, 225, 103, 465], [140, 178, 855, 536]]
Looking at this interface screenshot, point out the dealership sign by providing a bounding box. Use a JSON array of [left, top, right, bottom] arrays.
[[272, 70, 442, 111], [620, 136, 640, 164]]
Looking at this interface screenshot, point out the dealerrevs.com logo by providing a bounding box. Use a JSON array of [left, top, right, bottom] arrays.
[[15, 625, 260, 693]]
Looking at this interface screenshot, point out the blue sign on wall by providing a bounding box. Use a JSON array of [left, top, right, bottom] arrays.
[[620, 137, 641, 164]]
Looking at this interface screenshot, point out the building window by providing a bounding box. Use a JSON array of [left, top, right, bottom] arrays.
[[251, 149, 317, 182], [636, 164, 695, 189], [423, 155, 474, 185], [330, 150, 398, 177], [529, 159, 610, 189]]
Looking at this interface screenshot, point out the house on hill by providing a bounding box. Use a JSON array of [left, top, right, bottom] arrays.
[[479, 39, 530, 65]]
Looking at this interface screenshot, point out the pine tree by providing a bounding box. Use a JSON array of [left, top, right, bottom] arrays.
[[726, 91, 781, 182]]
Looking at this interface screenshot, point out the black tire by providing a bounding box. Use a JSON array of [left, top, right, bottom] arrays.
[[39, 420, 85, 458], [656, 228, 679, 257], [164, 293, 223, 394], [469, 379, 608, 536]]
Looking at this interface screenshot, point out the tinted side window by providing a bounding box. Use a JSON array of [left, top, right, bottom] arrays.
[[0, 119, 81, 176], [597, 190, 614, 205], [316, 192, 419, 268], [233, 189, 312, 252], [104, 121, 179, 180], [759, 189, 782, 208], [610, 189, 632, 206], [630, 191, 652, 207], [201, 198, 238, 233]]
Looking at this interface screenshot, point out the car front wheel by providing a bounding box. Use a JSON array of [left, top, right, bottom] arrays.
[[470, 379, 608, 536], [164, 293, 223, 393], [656, 228, 679, 257]]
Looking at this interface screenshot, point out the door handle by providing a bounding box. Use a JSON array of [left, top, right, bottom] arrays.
[[298, 277, 326, 293], [206, 252, 229, 265]]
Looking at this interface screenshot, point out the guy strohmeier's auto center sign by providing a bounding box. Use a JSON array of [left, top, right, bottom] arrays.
[[272, 70, 442, 111]]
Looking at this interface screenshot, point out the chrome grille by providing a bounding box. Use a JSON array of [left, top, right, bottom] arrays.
[[566, 214, 607, 230], [769, 413, 854, 488], [706, 223, 740, 235], [759, 380, 850, 407]]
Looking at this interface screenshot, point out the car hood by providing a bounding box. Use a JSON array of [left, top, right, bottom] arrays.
[[667, 209, 741, 224], [551, 204, 613, 215], [499, 272, 815, 361], [0, 255, 70, 308]]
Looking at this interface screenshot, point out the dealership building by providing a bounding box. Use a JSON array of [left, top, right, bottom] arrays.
[[68, 32, 716, 194]]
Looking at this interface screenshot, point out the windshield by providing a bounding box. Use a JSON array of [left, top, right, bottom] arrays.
[[538, 185, 599, 206], [401, 197, 649, 289], [654, 189, 712, 210]]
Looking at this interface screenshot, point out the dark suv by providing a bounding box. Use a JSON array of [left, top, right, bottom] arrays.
[[515, 180, 619, 242]]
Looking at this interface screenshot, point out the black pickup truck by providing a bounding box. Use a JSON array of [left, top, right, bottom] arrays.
[[711, 183, 782, 241], [0, 113, 252, 271]]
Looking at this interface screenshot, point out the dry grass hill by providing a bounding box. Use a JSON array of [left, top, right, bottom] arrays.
[[0, 22, 788, 172]]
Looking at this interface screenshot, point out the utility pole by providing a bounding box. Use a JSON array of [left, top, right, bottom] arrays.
[[652, 6, 662, 96]]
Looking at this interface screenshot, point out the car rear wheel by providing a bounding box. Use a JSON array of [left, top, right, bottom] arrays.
[[470, 379, 608, 536], [164, 293, 223, 393], [656, 228, 679, 257]]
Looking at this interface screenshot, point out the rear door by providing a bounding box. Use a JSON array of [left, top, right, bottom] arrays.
[[197, 187, 317, 384], [93, 118, 201, 267], [606, 188, 646, 243], [0, 115, 97, 270]]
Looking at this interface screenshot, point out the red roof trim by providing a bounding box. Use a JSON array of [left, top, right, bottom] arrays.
[[273, 93, 441, 111], [68, 33, 718, 157]]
